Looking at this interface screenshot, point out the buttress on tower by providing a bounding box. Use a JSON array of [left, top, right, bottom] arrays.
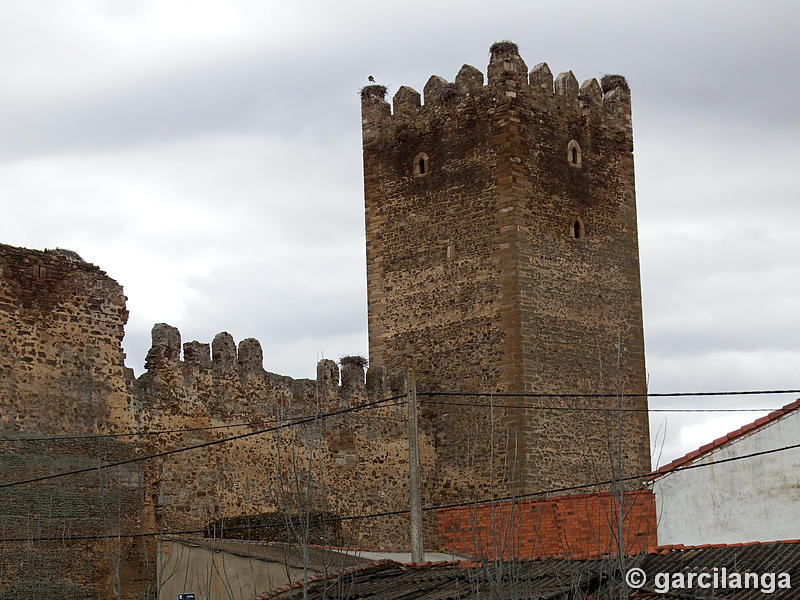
[[361, 42, 650, 496]]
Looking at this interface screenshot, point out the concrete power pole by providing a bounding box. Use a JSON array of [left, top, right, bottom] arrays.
[[407, 369, 424, 562]]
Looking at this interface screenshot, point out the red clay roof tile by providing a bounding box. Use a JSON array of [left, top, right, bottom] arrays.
[[649, 397, 800, 479]]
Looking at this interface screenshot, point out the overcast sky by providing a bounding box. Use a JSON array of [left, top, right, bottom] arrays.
[[0, 1, 797, 467]]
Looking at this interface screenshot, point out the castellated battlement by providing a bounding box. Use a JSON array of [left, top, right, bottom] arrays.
[[361, 41, 649, 498], [139, 322, 395, 416], [361, 41, 632, 145]]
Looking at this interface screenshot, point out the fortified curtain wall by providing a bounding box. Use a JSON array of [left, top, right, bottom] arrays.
[[0, 245, 531, 569], [0, 246, 447, 598], [0, 245, 147, 597], [1, 43, 652, 598], [134, 323, 440, 549]]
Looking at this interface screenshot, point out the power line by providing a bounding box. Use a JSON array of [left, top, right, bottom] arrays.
[[0, 422, 277, 443], [2, 388, 794, 444], [419, 400, 786, 413], [0, 401, 407, 444], [2, 438, 799, 543], [418, 389, 800, 399], [0, 386, 795, 488], [0, 395, 406, 489]]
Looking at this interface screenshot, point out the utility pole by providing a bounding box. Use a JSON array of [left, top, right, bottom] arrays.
[[407, 369, 424, 562]]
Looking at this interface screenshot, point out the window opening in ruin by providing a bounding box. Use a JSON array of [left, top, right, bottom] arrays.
[[413, 153, 429, 177], [572, 220, 584, 239], [567, 139, 582, 167]]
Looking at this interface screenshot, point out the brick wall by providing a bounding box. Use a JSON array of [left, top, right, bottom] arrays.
[[436, 490, 656, 560]]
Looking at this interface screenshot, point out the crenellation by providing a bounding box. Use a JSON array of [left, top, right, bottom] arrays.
[[529, 62, 554, 94], [183, 340, 211, 368], [316, 358, 339, 386], [579, 78, 602, 106], [487, 42, 527, 86], [316, 358, 340, 405], [144, 323, 181, 369], [602, 85, 633, 136], [422, 75, 452, 106], [392, 85, 421, 115], [237, 337, 264, 374], [554, 70, 579, 99], [360, 95, 391, 137], [454, 64, 483, 93], [211, 331, 237, 376], [340, 358, 366, 401], [362, 51, 632, 141]]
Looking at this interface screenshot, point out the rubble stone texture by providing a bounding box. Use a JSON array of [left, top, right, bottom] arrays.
[[361, 44, 650, 498], [0, 43, 652, 597]]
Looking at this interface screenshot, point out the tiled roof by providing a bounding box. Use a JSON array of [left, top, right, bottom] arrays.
[[258, 558, 609, 600], [650, 397, 800, 479], [257, 540, 800, 599]]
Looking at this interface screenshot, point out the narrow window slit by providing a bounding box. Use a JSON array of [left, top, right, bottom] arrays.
[[413, 153, 429, 177]]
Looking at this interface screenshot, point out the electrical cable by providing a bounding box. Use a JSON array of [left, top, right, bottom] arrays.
[[417, 389, 800, 399], [0, 395, 406, 489], [2, 438, 798, 543], [2, 388, 795, 443], [0, 401, 407, 443], [419, 400, 787, 413]]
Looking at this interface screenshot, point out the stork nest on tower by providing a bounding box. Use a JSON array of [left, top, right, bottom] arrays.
[[360, 84, 388, 100], [340, 355, 368, 369], [489, 40, 519, 57], [600, 74, 629, 94]]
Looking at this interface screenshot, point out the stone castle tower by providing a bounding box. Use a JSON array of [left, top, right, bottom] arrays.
[[360, 42, 650, 493]]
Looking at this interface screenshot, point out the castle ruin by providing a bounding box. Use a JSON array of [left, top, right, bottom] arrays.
[[0, 42, 650, 598]]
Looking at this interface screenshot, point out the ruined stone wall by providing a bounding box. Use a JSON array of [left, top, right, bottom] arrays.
[[361, 43, 650, 499], [0, 437, 148, 599], [134, 324, 437, 551], [0, 244, 134, 435], [0, 246, 440, 596], [0, 245, 147, 598]]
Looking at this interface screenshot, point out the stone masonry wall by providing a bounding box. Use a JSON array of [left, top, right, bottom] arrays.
[[0, 245, 146, 598], [361, 43, 650, 502], [0, 246, 439, 596], [135, 324, 437, 551], [0, 438, 148, 599], [0, 244, 134, 435], [1, 42, 653, 595]]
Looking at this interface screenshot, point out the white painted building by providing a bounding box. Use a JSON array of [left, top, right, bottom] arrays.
[[651, 399, 800, 546]]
